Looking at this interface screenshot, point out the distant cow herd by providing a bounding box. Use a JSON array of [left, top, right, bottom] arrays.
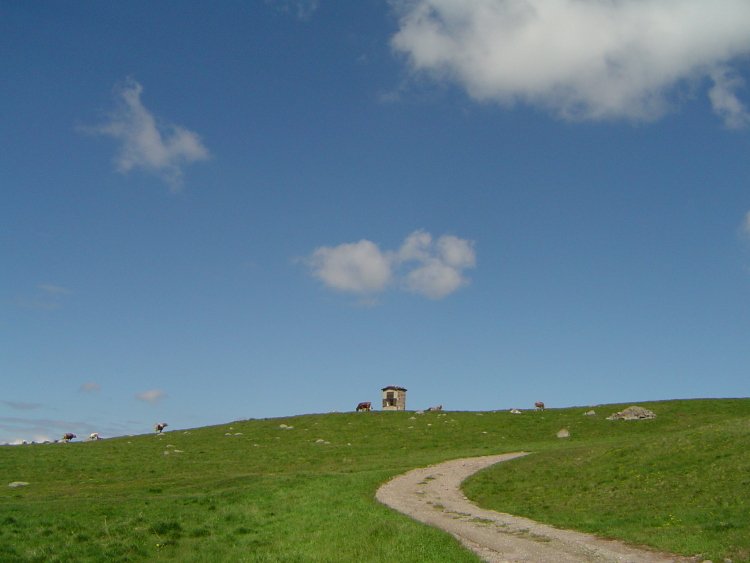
[[355, 402, 544, 413], [50, 400, 548, 445], [51, 424, 169, 444]]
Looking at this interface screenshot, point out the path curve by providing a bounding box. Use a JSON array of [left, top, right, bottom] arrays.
[[376, 453, 699, 563]]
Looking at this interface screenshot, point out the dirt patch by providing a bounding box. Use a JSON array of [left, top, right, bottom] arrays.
[[376, 453, 699, 563]]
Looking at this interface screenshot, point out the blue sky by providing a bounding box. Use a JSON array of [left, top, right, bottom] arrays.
[[2, 1, 750, 444]]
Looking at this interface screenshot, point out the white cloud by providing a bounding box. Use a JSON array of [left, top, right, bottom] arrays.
[[396, 231, 476, 299], [78, 382, 101, 393], [135, 389, 168, 406], [307, 240, 393, 294], [390, 0, 750, 125], [88, 78, 209, 190], [306, 230, 475, 300]]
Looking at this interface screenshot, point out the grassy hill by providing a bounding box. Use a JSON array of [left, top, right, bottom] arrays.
[[1, 398, 748, 562]]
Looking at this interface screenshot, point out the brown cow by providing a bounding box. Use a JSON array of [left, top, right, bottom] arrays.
[[356, 402, 371, 412], [534, 401, 545, 411], [62, 433, 76, 442]]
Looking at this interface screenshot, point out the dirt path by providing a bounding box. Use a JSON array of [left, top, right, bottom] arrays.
[[375, 453, 700, 563]]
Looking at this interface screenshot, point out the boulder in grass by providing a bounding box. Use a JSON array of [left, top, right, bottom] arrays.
[[557, 428, 570, 438], [8, 482, 29, 487], [606, 406, 656, 420]]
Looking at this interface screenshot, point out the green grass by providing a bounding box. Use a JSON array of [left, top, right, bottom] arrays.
[[463, 399, 750, 563], [1, 399, 748, 562]]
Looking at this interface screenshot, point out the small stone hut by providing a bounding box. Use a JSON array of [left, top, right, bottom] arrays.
[[382, 385, 407, 411]]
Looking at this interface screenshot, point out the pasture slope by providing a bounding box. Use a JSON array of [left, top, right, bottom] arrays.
[[0, 398, 748, 563]]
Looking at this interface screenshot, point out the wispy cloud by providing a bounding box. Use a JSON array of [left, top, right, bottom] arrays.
[[1, 401, 43, 411], [709, 66, 750, 129], [0, 416, 136, 445], [14, 299, 61, 310], [135, 389, 168, 406], [14, 283, 71, 310], [741, 210, 750, 237], [391, 0, 750, 126], [85, 78, 209, 191], [78, 382, 101, 393], [305, 230, 476, 300], [266, 0, 319, 20], [38, 284, 70, 295]]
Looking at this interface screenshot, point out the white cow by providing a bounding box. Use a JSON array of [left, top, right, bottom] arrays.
[[89, 432, 101, 440], [154, 422, 168, 433]]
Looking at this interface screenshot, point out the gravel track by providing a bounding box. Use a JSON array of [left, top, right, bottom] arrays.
[[376, 453, 699, 563]]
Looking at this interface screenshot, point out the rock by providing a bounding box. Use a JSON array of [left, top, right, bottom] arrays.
[[606, 406, 656, 420], [510, 409, 522, 414], [557, 429, 570, 438], [8, 482, 29, 488], [584, 410, 596, 416]]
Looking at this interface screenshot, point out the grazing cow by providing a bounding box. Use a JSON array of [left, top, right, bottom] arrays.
[[427, 405, 443, 411], [356, 402, 371, 412], [154, 422, 168, 433], [534, 401, 546, 411], [62, 433, 76, 442], [89, 433, 101, 440]]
